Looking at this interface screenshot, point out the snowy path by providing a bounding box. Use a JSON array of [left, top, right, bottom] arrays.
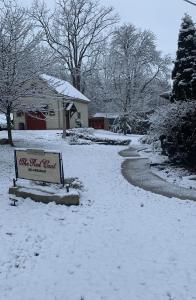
[[120, 147, 196, 201], [0, 131, 196, 300]]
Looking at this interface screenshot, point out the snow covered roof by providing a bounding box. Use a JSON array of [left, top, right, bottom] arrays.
[[92, 113, 119, 119], [40, 74, 90, 103]]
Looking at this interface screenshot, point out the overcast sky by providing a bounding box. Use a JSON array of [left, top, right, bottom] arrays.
[[100, 0, 195, 57], [21, 0, 195, 57]]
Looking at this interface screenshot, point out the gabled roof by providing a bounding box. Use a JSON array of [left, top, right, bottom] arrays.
[[40, 74, 90, 103]]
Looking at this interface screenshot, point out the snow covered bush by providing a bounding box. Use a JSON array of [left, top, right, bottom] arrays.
[[112, 114, 131, 135], [128, 113, 150, 134], [149, 101, 196, 165], [67, 128, 94, 136], [67, 127, 130, 145], [112, 113, 150, 135], [68, 135, 92, 145]]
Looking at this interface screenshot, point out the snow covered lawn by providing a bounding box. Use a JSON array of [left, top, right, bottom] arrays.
[[0, 130, 196, 300]]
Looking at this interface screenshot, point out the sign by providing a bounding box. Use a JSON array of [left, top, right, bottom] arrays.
[[14, 149, 64, 184]]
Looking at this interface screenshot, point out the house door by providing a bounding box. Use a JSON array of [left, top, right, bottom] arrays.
[[26, 112, 46, 130]]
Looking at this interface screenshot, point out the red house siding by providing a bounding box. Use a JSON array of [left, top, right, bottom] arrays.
[[89, 118, 109, 130]]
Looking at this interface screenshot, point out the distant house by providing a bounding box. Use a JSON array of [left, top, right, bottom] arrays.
[[14, 74, 90, 130], [89, 113, 118, 130]]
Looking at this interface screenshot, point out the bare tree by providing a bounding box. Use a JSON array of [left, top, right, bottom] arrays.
[[31, 0, 119, 91], [106, 25, 171, 114], [0, 0, 50, 145], [84, 24, 171, 134]]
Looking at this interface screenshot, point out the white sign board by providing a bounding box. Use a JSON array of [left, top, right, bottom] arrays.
[[14, 149, 63, 184]]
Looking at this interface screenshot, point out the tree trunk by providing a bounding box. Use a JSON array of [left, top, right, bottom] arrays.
[[71, 68, 81, 91], [6, 108, 14, 146], [62, 108, 67, 138], [75, 72, 81, 91]]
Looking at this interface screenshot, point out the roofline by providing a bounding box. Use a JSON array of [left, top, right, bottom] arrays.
[[40, 74, 90, 103]]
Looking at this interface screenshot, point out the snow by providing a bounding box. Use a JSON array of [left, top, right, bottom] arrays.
[[18, 187, 78, 197], [0, 113, 6, 128], [0, 113, 13, 128], [92, 113, 119, 119], [40, 74, 90, 103], [0, 130, 196, 300], [138, 140, 196, 190]]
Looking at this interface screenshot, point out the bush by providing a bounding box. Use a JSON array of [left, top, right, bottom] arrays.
[[112, 112, 150, 135], [66, 128, 131, 145], [149, 101, 196, 166], [128, 112, 151, 134]]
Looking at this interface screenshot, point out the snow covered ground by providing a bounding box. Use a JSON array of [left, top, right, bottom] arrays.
[[138, 141, 196, 190], [0, 130, 196, 300]]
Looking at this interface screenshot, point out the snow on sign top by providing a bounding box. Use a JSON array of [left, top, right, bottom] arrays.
[[40, 74, 90, 103]]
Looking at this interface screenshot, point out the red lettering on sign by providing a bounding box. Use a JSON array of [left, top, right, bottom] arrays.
[[18, 158, 56, 169]]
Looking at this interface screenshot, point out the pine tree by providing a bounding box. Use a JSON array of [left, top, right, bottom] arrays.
[[171, 14, 196, 101]]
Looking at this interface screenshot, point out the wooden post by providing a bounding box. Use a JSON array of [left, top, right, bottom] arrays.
[[62, 108, 66, 138]]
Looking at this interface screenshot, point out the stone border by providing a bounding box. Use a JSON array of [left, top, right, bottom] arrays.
[[9, 186, 80, 206]]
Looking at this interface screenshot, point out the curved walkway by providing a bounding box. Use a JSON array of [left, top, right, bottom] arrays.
[[119, 147, 196, 201]]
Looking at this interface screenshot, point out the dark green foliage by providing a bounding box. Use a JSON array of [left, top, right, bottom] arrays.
[[112, 112, 150, 135], [171, 14, 196, 101], [112, 114, 130, 135], [161, 109, 196, 166], [128, 113, 151, 135]]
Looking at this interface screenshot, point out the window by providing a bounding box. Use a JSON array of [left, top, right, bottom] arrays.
[[38, 105, 49, 116], [77, 112, 81, 119], [49, 110, 55, 116]]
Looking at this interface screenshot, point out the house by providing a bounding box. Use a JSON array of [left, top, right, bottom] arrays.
[[14, 74, 90, 130], [89, 113, 118, 130]]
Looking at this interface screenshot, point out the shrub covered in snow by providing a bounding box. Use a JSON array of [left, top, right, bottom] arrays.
[[128, 112, 151, 134], [67, 127, 95, 136], [149, 101, 196, 165], [67, 128, 131, 145], [112, 114, 131, 135], [68, 135, 92, 145], [112, 113, 150, 135]]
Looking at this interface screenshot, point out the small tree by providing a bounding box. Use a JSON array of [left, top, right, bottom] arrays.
[[171, 14, 196, 101], [0, 0, 50, 145]]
